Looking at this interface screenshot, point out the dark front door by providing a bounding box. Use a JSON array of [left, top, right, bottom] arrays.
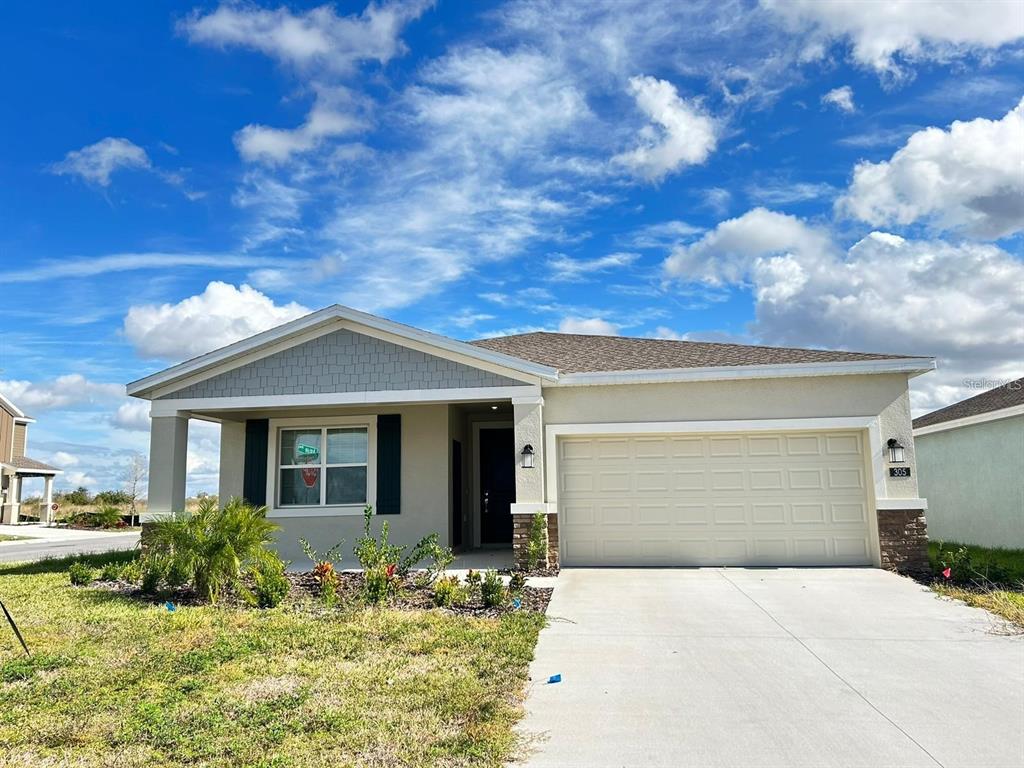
[[479, 427, 514, 544]]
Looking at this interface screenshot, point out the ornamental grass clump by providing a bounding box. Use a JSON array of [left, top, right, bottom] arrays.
[[144, 497, 281, 604]]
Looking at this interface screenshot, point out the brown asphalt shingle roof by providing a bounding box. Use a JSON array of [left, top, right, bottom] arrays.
[[913, 377, 1024, 429], [469, 332, 916, 375], [7, 456, 61, 474]]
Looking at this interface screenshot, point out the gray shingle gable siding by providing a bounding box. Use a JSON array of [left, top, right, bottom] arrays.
[[158, 329, 524, 399]]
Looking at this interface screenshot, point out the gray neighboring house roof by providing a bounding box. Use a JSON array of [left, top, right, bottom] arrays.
[[913, 377, 1024, 429], [470, 332, 916, 375], [7, 456, 61, 474]]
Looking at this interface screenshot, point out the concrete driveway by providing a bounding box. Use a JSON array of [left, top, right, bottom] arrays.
[[518, 568, 1024, 768]]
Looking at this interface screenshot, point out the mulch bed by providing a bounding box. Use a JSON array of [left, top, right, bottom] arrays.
[[88, 570, 552, 616]]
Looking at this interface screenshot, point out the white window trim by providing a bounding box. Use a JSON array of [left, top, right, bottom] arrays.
[[266, 415, 377, 518]]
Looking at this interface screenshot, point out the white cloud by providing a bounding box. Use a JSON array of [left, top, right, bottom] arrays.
[[838, 98, 1024, 238], [50, 137, 150, 186], [111, 401, 151, 432], [235, 87, 368, 164], [180, 0, 429, 73], [663, 208, 1024, 409], [123, 282, 310, 360], [701, 187, 732, 216], [614, 75, 718, 181], [627, 220, 703, 249], [559, 317, 620, 335], [821, 85, 856, 113], [548, 252, 639, 281], [0, 252, 281, 284], [50, 451, 79, 467], [764, 0, 1024, 81], [0, 375, 124, 412], [746, 180, 836, 205]]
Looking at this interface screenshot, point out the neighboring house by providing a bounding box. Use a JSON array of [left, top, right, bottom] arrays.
[[0, 392, 61, 524], [127, 305, 935, 573], [913, 378, 1024, 549]]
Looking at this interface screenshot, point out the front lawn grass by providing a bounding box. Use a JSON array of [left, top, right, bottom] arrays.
[[928, 541, 1024, 631], [0, 534, 33, 542], [928, 540, 1024, 584], [0, 552, 545, 768]]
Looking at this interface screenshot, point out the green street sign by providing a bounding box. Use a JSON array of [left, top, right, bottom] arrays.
[[296, 444, 319, 456]]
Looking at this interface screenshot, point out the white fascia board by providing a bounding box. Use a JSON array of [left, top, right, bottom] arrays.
[[913, 403, 1024, 436], [549, 357, 936, 387], [13, 417, 35, 424], [0, 392, 26, 418], [127, 305, 559, 398], [150, 384, 542, 417]]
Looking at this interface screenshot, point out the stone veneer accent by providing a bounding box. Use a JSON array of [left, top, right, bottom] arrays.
[[159, 328, 522, 399], [512, 512, 559, 570], [877, 508, 929, 576]]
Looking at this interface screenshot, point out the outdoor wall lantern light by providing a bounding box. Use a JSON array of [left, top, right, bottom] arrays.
[[886, 438, 906, 464], [521, 444, 535, 469]]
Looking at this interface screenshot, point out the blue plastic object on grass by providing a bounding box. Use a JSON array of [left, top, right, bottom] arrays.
[[512, 598, 522, 609], [547, 674, 561, 684], [165, 601, 176, 612]]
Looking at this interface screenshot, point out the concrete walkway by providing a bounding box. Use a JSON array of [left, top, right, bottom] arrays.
[[0, 524, 139, 563], [518, 568, 1024, 768]]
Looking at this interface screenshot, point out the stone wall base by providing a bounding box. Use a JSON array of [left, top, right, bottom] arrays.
[[877, 508, 929, 576], [512, 512, 559, 570]]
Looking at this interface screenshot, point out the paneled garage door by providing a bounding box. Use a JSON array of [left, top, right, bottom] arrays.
[[557, 431, 874, 566]]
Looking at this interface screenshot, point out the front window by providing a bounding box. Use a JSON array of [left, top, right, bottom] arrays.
[[278, 427, 368, 507]]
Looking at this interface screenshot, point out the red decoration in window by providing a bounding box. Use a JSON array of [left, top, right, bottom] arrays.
[[301, 467, 319, 488]]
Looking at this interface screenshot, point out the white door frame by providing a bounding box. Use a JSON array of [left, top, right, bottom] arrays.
[[471, 420, 514, 548], [545, 416, 884, 567]]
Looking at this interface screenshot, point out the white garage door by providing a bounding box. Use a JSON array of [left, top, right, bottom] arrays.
[[558, 431, 874, 567]]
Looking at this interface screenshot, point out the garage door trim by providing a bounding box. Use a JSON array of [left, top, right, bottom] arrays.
[[545, 417, 884, 567]]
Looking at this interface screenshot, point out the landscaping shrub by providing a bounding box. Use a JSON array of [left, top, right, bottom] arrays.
[[145, 498, 281, 603], [481, 570, 507, 608], [508, 572, 527, 595], [932, 541, 1016, 586], [67, 505, 124, 529], [526, 513, 548, 570], [139, 555, 167, 593], [68, 561, 94, 586], [250, 557, 290, 608], [99, 562, 122, 582], [363, 563, 399, 605], [353, 505, 442, 575], [118, 559, 142, 584], [299, 537, 343, 597], [432, 575, 468, 607]]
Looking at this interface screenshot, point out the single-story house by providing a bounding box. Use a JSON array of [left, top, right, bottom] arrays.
[[0, 391, 62, 524], [127, 305, 935, 573], [913, 377, 1023, 549]]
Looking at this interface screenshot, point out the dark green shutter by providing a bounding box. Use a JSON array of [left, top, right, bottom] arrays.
[[376, 414, 401, 514], [243, 419, 269, 507]]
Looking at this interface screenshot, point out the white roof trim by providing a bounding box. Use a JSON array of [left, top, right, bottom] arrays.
[[127, 305, 560, 397], [913, 402, 1024, 436], [551, 357, 936, 386], [0, 392, 26, 418]]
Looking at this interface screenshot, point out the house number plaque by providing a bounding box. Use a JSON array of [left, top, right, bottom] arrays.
[[889, 467, 912, 478]]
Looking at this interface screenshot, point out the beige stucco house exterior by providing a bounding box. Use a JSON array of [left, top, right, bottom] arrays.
[[128, 305, 935, 572], [0, 392, 61, 524]]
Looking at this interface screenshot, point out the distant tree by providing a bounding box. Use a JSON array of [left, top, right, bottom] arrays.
[[94, 490, 132, 506], [60, 487, 91, 506], [122, 453, 147, 526]]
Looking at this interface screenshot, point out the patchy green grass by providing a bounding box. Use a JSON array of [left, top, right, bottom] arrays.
[[0, 534, 33, 542], [928, 541, 1024, 585], [928, 542, 1024, 631], [0, 552, 545, 768]]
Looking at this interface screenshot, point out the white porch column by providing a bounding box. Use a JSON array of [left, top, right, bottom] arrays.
[[9, 475, 21, 525], [42, 475, 54, 525], [146, 413, 190, 520], [218, 419, 246, 506], [510, 395, 556, 568]]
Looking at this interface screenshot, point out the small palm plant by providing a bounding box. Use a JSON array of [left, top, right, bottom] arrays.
[[145, 497, 280, 604]]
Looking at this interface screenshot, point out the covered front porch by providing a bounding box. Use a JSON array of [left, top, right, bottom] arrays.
[[0, 457, 61, 525], [146, 391, 549, 567]]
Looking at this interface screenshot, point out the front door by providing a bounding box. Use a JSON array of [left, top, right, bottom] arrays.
[[479, 427, 514, 544]]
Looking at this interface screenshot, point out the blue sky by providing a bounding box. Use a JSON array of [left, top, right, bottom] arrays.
[[1, 0, 1022, 494]]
